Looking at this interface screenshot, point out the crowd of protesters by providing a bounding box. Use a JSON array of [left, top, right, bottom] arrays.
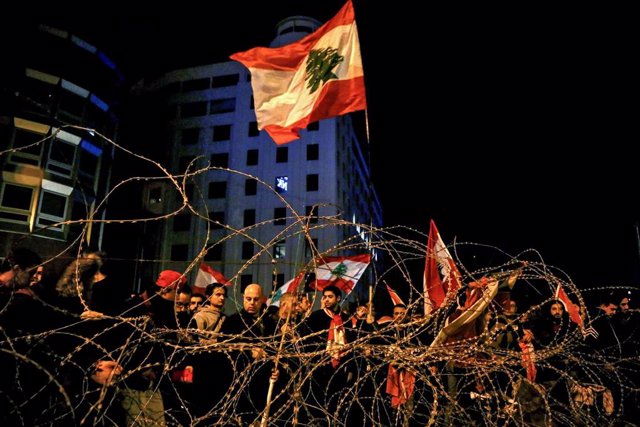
[[1, 247, 639, 426]]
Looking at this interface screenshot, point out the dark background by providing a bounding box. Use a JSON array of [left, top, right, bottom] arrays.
[[6, 1, 637, 290]]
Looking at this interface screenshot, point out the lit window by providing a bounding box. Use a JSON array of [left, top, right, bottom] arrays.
[[274, 240, 286, 259], [275, 176, 288, 193]]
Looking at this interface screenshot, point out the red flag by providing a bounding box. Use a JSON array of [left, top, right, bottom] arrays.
[[311, 254, 371, 295], [386, 365, 416, 408], [554, 283, 584, 329], [423, 220, 462, 315], [193, 263, 229, 294], [230, 0, 366, 145], [385, 282, 405, 306]]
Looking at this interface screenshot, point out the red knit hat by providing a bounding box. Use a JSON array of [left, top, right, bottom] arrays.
[[156, 270, 186, 288]]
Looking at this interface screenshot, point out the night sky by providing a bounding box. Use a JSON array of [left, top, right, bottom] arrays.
[[7, 1, 637, 289]]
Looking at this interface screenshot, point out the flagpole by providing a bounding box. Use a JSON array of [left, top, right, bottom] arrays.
[[260, 302, 294, 427]]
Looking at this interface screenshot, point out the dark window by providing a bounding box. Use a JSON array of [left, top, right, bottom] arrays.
[[276, 146, 288, 163], [275, 273, 285, 288], [274, 207, 286, 226], [10, 128, 44, 164], [183, 78, 210, 91], [58, 90, 85, 122], [39, 192, 67, 217], [0, 184, 33, 211], [306, 205, 318, 223], [159, 81, 180, 96], [245, 179, 257, 196], [248, 121, 259, 137], [22, 76, 55, 113], [306, 174, 319, 191], [171, 244, 189, 261], [208, 211, 225, 229], [47, 139, 76, 177], [249, 95, 254, 110], [246, 149, 258, 166], [211, 74, 239, 88], [241, 241, 254, 260], [204, 244, 223, 261], [305, 238, 319, 258], [212, 124, 231, 141], [173, 214, 191, 231], [240, 274, 253, 292], [307, 143, 319, 161], [208, 181, 227, 199], [243, 209, 255, 227], [274, 240, 286, 259], [209, 98, 236, 114], [210, 153, 229, 168], [182, 128, 199, 145], [181, 101, 207, 118], [307, 121, 319, 131]]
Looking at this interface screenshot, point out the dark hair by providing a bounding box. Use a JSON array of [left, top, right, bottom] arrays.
[[323, 285, 341, 299], [393, 303, 407, 310], [205, 282, 227, 297], [8, 247, 41, 270]]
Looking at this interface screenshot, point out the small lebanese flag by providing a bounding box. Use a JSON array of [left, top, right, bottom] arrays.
[[312, 254, 371, 295], [554, 283, 584, 328], [385, 282, 405, 306], [267, 272, 304, 307], [194, 263, 229, 294], [230, 0, 366, 145]]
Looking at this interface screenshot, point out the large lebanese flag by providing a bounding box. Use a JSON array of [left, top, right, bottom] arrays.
[[230, 0, 366, 145], [423, 220, 462, 315], [311, 254, 371, 295], [193, 263, 229, 294]]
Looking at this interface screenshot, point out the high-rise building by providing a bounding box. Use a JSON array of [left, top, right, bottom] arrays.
[[137, 17, 382, 299], [0, 24, 123, 257]]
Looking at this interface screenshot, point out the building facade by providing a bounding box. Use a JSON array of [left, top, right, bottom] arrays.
[[0, 24, 122, 257], [138, 17, 382, 300]]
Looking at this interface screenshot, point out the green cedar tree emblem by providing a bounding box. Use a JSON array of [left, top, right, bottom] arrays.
[[305, 47, 344, 94], [330, 262, 348, 278]]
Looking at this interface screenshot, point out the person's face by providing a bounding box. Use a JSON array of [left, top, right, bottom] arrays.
[[190, 296, 203, 312], [243, 286, 263, 314], [210, 288, 226, 309], [175, 292, 190, 312], [601, 303, 618, 317], [619, 298, 630, 313], [30, 266, 43, 286], [279, 297, 295, 318], [297, 296, 311, 314], [393, 306, 407, 323], [550, 303, 564, 319], [322, 291, 339, 310], [91, 360, 122, 385]]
